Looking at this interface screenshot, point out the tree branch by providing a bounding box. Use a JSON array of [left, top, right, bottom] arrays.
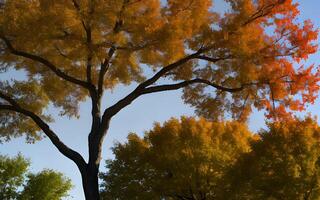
[[97, 46, 116, 97], [243, 2, 278, 26], [138, 50, 206, 89], [0, 93, 87, 170], [195, 55, 232, 63], [0, 36, 90, 89], [85, 26, 93, 84], [238, 92, 250, 120], [70, 0, 94, 85], [99, 45, 218, 130], [97, 0, 130, 97], [0, 91, 20, 107], [102, 77, 249, 127], [142, 78, 245, 94], [99, 1, 285, 135], [99, 49, 204, 125]]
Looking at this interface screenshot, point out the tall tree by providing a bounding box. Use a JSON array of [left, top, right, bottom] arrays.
[[100, 117, 252, 199], [226, 118, 320, 200], [0, 154, 72, 200], [0, 0, 318, 199]]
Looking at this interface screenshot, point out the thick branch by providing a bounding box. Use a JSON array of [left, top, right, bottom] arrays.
[[139, 51, 205, 89], [102, 77, 249, 126], [70, 0, 95, 86], [0, 91, 20, 107], [82, 20, 104, 168], [100, 46, 218, 129], [0, 102, 86, 170], [142, 79, 245, 94], [71, 0, 88, 31], [100, 0, 284, 133], [195, 55, 232, 63], [97, 0, 130, 97], [0, 36, 90, 89], [70, 0, 103, 163], [97, 46, 116, 97], [85, 26, 93, 84], [100, 51, 202, 124]]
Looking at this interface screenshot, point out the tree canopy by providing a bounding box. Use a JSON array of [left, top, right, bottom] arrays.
[[0, 154, 29, 199], [0, 154, 72, 200], [100, 117, 253, 199], [101, 117, 320, 200], [18, 170, 73, 200], [227, 118, 320, 200], [0, 0, 318, 142], [0, 0, 319, 199]]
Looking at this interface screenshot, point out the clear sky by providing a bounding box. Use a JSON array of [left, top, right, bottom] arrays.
[[1, 1, 320, 199]]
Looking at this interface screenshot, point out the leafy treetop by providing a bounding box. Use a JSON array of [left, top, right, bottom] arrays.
[[100, 117, 252, 199], [18, 169, 73, 200], [227, 118, 320, 200], [0, 154, 72, 200], [0, 0, 318, 142], [0, 154, 29, 199], [101, 117, 320, 200]]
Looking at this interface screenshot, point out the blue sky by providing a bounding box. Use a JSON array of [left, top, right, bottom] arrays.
[[1, 1, 320, 199]]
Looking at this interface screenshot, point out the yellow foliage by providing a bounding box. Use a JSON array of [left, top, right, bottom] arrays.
[[101, 117, 253, 199]]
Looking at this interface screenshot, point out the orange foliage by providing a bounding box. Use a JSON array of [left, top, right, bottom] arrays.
[[0, 0, 319, 128]]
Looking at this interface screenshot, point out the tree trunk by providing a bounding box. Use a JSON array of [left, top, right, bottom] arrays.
[[82, 165, 100, 200], [79, 104, 110, 200]]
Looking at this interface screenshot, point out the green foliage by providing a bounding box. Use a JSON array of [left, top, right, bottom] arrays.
[[100, 117, 252, 199], [18, 170, 72, 200], [0, 154, 29, 200], [0, 154, 72, 200]]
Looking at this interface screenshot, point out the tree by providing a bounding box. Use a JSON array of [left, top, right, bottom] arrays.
[[0, 0, 318, 199], [0, 154, 72, 200], [100, 117, 252, 199], [18, 170, 73, 200], [226, 118, 320, 200], [101, 118, 320, 200], [0, 154, 29, 199]]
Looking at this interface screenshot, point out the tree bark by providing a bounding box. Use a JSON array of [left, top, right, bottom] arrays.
[[80, 114, 110, 200], [81, 164, 100, 200]]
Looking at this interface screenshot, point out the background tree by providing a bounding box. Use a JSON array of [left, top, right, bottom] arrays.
[[100, 117, 252, 199], [0, 154, 29, 200], [18, 170, 73, 200], [226, 118, 320, 200], [0, 154, 72, 200], [0, 0, 318, 199], [101, 117, 320, 200]]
